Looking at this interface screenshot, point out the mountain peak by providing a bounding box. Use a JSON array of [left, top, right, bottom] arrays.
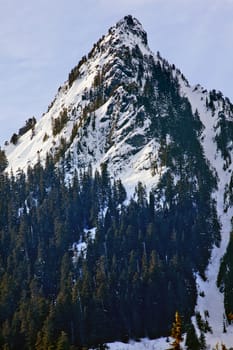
[[113, 15, 148, 46]]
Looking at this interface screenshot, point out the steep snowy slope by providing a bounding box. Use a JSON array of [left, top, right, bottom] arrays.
[[178, 82, 233, 347]]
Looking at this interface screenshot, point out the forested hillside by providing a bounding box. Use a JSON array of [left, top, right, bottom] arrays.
[[0, 152, 219, 348]]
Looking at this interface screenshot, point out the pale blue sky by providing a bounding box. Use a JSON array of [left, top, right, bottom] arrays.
[[0, 0, 233, 145]]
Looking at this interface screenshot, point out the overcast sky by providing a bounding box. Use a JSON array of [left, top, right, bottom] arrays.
[[0, 0, 233, 146]]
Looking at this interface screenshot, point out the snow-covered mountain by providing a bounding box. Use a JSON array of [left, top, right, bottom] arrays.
[[4, 15, 233, 348], [5, 16, 166, 197]]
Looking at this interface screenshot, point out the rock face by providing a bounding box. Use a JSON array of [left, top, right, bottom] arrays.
[[4, 15, 233, 346]]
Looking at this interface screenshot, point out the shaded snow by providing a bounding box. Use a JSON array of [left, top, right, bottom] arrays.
[[107, 337, 178, 350], [106, 332, 189, 350]]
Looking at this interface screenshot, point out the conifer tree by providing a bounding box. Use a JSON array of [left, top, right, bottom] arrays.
[[185, 323, 200, 350], [57, 331, 70, 350], [169, 311, 183, 350], [199, 332, 207, 350], [0, 148, 8, 173]]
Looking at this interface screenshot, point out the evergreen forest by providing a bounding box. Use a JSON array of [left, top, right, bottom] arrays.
[[0, 151, 221, 349]]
